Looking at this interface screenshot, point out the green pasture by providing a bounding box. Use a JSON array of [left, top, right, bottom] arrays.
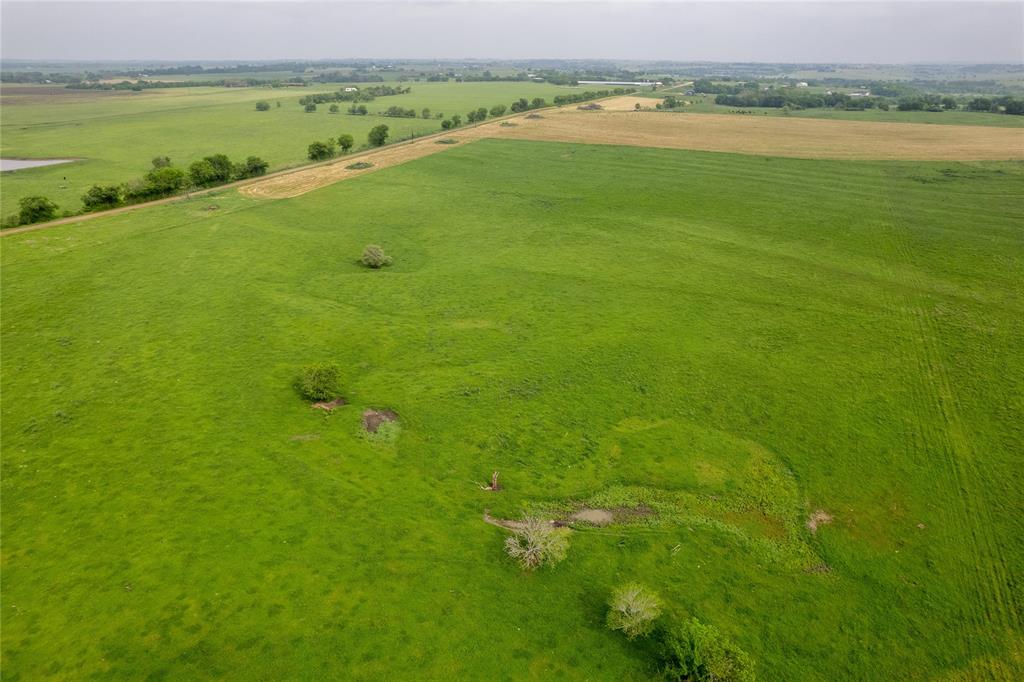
[[2, 140, 1022, 680], [0, 81, 575, 214]]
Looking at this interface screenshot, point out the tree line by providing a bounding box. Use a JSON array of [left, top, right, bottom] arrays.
[[297, 85, 411, 107], [3, 153, 269, 228]]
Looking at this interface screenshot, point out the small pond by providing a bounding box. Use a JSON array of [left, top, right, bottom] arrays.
[[0, 158, 77, 172]]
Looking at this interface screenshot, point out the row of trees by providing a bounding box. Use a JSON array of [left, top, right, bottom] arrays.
[[552, 87, 635, 105], [306, 126, 388, 161], [4, 151, 272, 227], [84, 154, 269, 210], [298, 85, 411, 107]]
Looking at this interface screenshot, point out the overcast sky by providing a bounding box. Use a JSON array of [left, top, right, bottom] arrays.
[[2, 1, 1022, 63]]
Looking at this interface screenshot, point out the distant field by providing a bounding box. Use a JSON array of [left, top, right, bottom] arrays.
[[0, 81, 575, 213], [3, 139, 1022, 679]]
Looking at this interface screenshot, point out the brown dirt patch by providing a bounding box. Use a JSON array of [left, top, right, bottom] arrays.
[[487, 109, 1024, 161], [806, 509, 834, 534], [571, 509, 614, 526], [362, 408, 398, 433], [311, 398, 347, 411]]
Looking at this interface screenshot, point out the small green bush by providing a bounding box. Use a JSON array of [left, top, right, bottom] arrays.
[[361, 244, 392, 269], [504, 517, 569, 571], [607, 583, 662, 640], [660, 618, 755, 682], [297, 363, 342, 401], [364, 419, 401, 445]]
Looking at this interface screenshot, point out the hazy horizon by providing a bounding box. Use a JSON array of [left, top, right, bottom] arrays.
[[2, 1, 1022, 64]]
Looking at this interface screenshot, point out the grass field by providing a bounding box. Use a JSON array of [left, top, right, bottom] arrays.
[[0, 81, 574, 213], [3, 139, 1022, 679]]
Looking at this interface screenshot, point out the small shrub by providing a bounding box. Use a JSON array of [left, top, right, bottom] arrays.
[[504, 517, 569, 571], [660, 618, 755, 682], [297, 363, 342, 401], [255, 101, 270, 111], [360, 244, 392, 268], [607, 583, 662, 640]]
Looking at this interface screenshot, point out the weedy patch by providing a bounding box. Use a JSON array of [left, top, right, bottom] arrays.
[[435, 138, 459, 145], [345, 161, 374, 170]]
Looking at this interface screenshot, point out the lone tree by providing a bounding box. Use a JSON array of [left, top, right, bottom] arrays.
[[255, 101, 271, 111], [607, 583, 662, 640], [504, 517, 568, 571], [307, 140, 335, 161], [328, 104, 340, 114], [368, 124, 389, 147], [297, 363, 342, 402], [336, 133, 354, 153], [304, 102, 317, 113], [361, 244, 393, 269], [18, 196, 59, 224]]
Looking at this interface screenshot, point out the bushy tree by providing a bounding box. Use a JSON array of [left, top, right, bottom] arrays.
[[255, 101, 271, 111], [466, 107, 488, 122], [504, 517, 569, 571], [232, 156, 269, 180], [607, 583, 662, 640], [307, 140, 336, 160], [131, 166, 185, 199], [81, 185, 122, 211], [660, 618, 755, 682], [368, 124, 389, 147], [188, 159, 218, 187], [361, 244, 393, 269], [304, 102, 317, 113], [328, 104, 339, 114], [531, 97, 546, 109], [336, 133, 354, 153], [441, 119, 453, 130], [489, 104, 507, 117], [17, 196, 59, 224], [297, 363, 342, 401], [450, 114, 462, 126], [349, 103, 368, 115], [421, 107, 431, 119]]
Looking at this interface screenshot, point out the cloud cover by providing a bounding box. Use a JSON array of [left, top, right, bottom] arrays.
[[2, 1, 1022, 63]]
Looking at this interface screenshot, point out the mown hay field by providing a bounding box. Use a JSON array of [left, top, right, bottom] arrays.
[[3, 138, 1022, 679]]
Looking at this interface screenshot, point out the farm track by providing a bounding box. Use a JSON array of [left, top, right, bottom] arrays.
[[880, 184, 1021, 678]]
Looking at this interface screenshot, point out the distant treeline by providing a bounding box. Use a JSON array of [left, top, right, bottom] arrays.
[[691, 78, 1024, 115], [66, 78, 301, 91], [313, 72, 387, 83], [553, 88, 636, 105], [298, 85, 411, 106]]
